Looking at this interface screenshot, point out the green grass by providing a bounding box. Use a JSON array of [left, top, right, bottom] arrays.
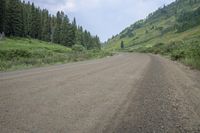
[[137, 40, 200, 69], [0, 38, 113, 71], [105, 0, 200, 69]]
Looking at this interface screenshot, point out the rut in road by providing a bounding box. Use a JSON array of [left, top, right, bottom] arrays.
[[0, 53, 200, 133]]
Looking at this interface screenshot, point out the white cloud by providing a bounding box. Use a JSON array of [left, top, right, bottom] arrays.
[[65, 0, 77, 12], [65, 0, 101, 12]]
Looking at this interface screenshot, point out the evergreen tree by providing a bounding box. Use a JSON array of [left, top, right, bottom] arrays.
[[71, 18, 77, 45], [60, 15, 70, 46], [42, 10, 51, 41], [5, 0, 23, 36], [21, 0, 29, 37], [83, 30, 90, 49], [121, 41, 125, 49], [2, 0, 101, 49], [94, 35, 101, 49], [29, 5, 42, 39], [0, 0, 6, 33], [30, 3, 37, 38], [66, 18, 77, 47], [76, 26, 84, 46], [50, 15, 56, 42], [26, 1, 32, 36], [53, 11, 62, 43]]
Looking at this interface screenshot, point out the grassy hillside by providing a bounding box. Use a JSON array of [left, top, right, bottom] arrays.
[[105, 0, 200, 69], [0, 38, 112, 71]]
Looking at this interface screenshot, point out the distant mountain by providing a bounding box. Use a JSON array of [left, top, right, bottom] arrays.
[[106, 0, 200, 51]]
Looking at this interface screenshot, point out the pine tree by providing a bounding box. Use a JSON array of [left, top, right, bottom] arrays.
[[42, 9, 51, 41], [29, 4, 42, 39], [2, 0, 101, 49], [30, 3, 37, 38], [50, 15, 56, 42], [76, 26, 84, 46], [21, 0, 28, 37], [0, 0, 6, 33], [71, 18, 77, 45], [66, 18, 77, 47], [83, 30, 90, 49], [94, 35, 101, 49], [79, 26, 85, 46], [37, 8, 42, 40], [60, 15, 70, 46], [26, 1, 32, 36], [53, 11, 62, 44], [6, 0, 23, 36], [121, 41, 124, 49]]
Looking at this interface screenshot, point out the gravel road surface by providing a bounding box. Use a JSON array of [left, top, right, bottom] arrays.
[[0, 53, 200, 133]]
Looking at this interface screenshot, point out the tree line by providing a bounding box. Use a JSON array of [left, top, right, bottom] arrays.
[[0, 0, 101, 49], [176, 6, 200, 32]]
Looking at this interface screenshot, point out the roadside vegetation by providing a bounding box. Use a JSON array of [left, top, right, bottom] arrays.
[[0, 0, 114, 72], [137, 41, 200, 69], [0, 38, 113, 71], [105, 0, 200, 69]]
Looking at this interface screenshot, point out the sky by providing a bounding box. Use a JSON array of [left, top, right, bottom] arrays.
[[24, 0, 175, 42]]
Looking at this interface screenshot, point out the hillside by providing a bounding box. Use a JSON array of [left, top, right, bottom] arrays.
[[0, 38, 112, 71], [105, 0, 200, 69], [0, 0, 113, 71], [0, 0, 101, 50]]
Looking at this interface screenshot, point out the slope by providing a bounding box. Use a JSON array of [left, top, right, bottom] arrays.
[[105, 0, 200, 68], [0, 38, 112, 71]]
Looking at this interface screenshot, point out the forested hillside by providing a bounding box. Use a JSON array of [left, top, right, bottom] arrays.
[[0, 0, 101, 49], [106, 0, 200, 69], [0, 0, 114, 71]]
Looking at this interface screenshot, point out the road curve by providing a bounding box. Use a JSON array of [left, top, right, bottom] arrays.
[[0, 53, 200, 133]]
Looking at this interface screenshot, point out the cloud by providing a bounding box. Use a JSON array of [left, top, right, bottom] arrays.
[[64, 0, 77, 12], [65, 0, 101, 12]]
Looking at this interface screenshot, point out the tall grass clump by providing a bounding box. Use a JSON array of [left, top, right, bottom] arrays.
[[139, 40, 200, 69]]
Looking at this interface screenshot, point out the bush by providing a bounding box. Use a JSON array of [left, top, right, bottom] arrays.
[[139, 40, 200, 69], [72, 44, 86, 52], [0, 38, 114, 71], [171, 50, 186, 60], [0, 49, 32, 60]]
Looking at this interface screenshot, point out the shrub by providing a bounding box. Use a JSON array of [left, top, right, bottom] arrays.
[[171, 50, 186, 60], [72, 44, 86, 52], [0, 49, 32, 60]]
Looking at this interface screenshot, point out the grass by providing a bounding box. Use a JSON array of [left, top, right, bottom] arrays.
[[130, 38, 200, 69], [106, 24, 200, 69], [107, 22, 200, 69], [0, 38, 113, 71], [105, 1, 200, 70]]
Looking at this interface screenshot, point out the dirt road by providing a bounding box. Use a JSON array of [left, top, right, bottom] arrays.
[[0, 53, 200, 133]]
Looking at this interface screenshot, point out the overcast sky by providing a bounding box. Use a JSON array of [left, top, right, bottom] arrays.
[[24, 0, 175, 42]]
